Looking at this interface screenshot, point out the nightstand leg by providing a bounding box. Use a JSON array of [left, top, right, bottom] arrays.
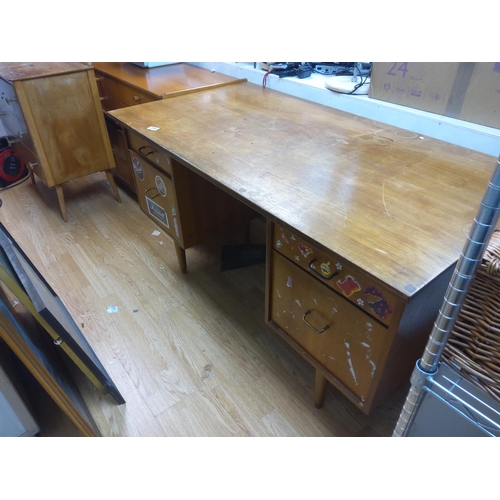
[[55, 185, 67, 222], [314, 370, 328, 408], [174, 242, 187, 274], [29, 168, 35, 185], [105, 171, 121, 203]]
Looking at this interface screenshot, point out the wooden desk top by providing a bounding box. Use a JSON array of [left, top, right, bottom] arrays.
[[92, 62, 246, 98], [109, 82, 496, 298], [0, 62, 89, 82]]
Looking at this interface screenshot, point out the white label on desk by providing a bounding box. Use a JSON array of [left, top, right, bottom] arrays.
[[146, 197, 169, 229], [147, 126, 160, 131]]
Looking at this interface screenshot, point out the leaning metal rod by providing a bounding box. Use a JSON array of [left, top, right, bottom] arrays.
[[393, 155, 500, 437]]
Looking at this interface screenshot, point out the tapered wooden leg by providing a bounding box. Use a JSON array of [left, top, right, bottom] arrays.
[[29, 167, 35, 185], [174, 242, 187, 274], [55, 184, 67, 222], [314, 370, 328, 409], [105, 170, 121, 203]]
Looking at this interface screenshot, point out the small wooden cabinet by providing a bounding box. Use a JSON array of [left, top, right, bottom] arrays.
[[0, 62, 120, 222], [92, 62, 246, 194]]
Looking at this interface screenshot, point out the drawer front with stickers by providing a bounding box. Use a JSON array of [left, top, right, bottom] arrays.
[[272, 224, 400, 327], [270, 251, 388, 404], [129, 150, 181, 243]]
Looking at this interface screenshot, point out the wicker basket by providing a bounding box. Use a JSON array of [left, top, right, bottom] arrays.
[[442, 230, 500, 405]]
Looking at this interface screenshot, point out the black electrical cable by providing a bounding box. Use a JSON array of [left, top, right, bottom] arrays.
[[0, 174, 30, 192]]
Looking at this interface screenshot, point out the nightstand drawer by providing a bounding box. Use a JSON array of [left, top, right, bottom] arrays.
[[273, 223, 400, 326], [270, 250, 387, 403], [129, 150, 181, 242], [98, 75, 156, 108], [127, 131, 172, 176]]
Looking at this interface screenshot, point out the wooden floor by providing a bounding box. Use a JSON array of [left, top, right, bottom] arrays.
[[0, 172, 408, 437]]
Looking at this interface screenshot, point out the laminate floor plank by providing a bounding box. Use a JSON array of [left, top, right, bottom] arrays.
[[0, 174, 404, 437]]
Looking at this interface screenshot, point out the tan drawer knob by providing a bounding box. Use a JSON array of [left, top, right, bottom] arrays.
[[302, 310, 330, 334]]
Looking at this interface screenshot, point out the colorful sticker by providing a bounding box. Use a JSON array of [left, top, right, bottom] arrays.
[[357, 298, 365, 307], [298, 243, 312, 258], [320, 261, 332, 277], [286, 276, 293, 288], [364, 286, 393, 319], [276, 239, 283, 248], [336, 275, 362, 297], [335, 262, 343, 271], [281, 233, 289, 244], [295, 255, 300, 262], [291, 234, 296, 241]]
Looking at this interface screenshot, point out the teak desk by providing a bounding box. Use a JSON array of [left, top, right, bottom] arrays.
[[109, 82, 495, 414]]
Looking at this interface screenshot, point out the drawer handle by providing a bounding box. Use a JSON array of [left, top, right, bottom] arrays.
[[5, 97, 17, 104], [28, 162, 39, 169], [139, 146, 155, 157], [308, 258, 339, 281], [133, 95, 141, 102], [145, 187, 160, 199], [302, 310, 329, 334]]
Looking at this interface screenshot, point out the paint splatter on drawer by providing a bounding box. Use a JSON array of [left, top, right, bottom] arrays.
[[270, 251, 388, 403]]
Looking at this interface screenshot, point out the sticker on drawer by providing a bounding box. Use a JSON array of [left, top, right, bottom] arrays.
[[336, 275, 361, 297], [132, 157, 144, 181], [146, 197, 169, 228], [363, 286, 393, 320]]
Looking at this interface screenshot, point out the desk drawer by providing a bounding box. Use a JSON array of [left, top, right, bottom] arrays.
[[129, 150, 181, 242], [270, 251, 387, 403], [98, 75, 156, 108], [128, 131, 172, 176], [273, 223, 399, 326]]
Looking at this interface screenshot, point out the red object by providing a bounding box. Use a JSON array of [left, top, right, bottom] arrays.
[[336, 275, 361, 297], [0, 145, 27, 186]]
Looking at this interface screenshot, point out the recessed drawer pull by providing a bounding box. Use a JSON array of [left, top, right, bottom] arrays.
[[145, 187, 159, 199], [139, 146, 155, 156], [308, 258, 339, 281], [302, 310, 329, 334]]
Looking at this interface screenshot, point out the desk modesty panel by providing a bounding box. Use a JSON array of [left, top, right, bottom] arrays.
[[109, 82, 494, 298]]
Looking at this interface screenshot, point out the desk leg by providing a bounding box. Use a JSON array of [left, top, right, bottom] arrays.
[[314, 370, 328, 409], [105, 171, 121, 203], [55, 185, 68, 223], [174, 242, 187, 274]]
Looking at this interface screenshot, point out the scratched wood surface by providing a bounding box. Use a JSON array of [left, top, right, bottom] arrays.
[[0, 174, 405, 436], [109, 82, 496, 297]]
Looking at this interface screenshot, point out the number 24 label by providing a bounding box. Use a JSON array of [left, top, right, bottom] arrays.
[[387, 62, 409, 78]]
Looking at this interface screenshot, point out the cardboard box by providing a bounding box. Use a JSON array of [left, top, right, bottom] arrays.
[[369, 62, 500, 130]]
